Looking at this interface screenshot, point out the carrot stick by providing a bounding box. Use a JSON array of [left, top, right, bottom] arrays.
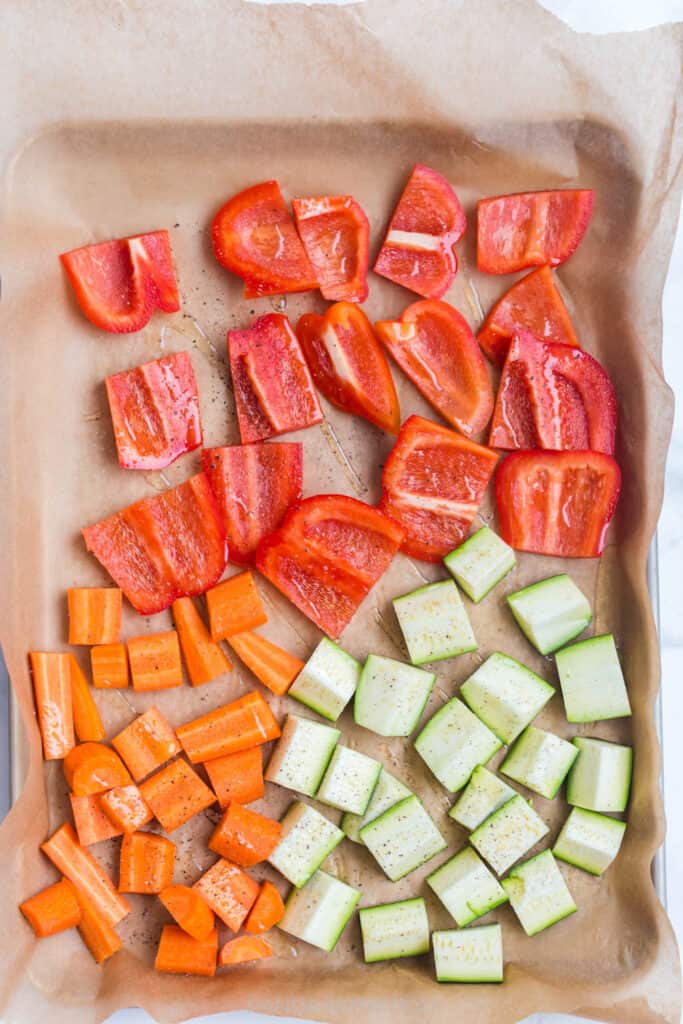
[[204, 748, 264, 808], [128, 631, 183, 691], [155, 923, 217, 977], [139, 758, 215, 833], [176, 691, 280, 764], [172, 597, 231, 686], [64, 742, 132, 795], [119, 831, 175, 894], [206, 571, 267, 641], [70, 793, 123, 846], [68, 587, 122, 645], [69, 655, 106, 743], [99, 784, 153, 833], [64, 879, 123, 963], [29, 651, 75, 760], [244, 880, 285, 934], [20, 880, 81, 938], [219, 935, 272, 966], [111, 706, 181, 782], [159, 884, 215, 942], [208, 803, 282, 867], [90, 643, 129, 689], [41, 823, 130, 927], [193, 858, 260, 931], [227, 631, 303, 696]]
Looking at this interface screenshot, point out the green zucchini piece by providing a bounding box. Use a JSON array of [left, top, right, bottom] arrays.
[[427, 847, 507, 926], [354, 654, 435, 737], [360, 794, 446, 881], [279, 870, 360, 951], [393, 580, 476, 665], [265, 714, 341, 797], [315, 744, 381, 815], [443, 526, 516, 603], [432, 925, 503, 983], [341, 768, 412, 844], [499, 725, 578, 799], [359, 898, 430, 962], [268, 801, 344, 888], [460, 652, 555, 744], [502, 850, 576, 936], [470, 794, 549, 876], [507, 574, 591, 655], [449, 766, 516, 832], [553, 807, 626, 876], [555, 634, 631, 723], [414, 697, 502, 793], [566, 736, 632, 812], [288, 638, 361, 722]]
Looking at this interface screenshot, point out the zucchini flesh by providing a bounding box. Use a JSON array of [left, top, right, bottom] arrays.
[[449, 766, 516, 832], [432, 925, 503, 983], [393, 580, 476, 665], [499, 725, 578, 799], [470, 794, 549, 875], [555, 634, 631, 723], [414, 697, 502, 793], [507, 574, 591, 655], [566, 736, 632, 812], [269, 801, 344, 888], [502, 850, 576, 936], [315, 744, 381, 815], [265, 714, 340, 797], [288, 638, 361, 722], [427, 847, 507, 927], [341, 769, 412, 844], [354, 654, 435, 737], [444, 526, 516, 602], [360, 794, 446, 881], [553, 807, 626, 876], [460, 652, 554, 744], [359, 897, 430, 962], [279, 869, 360, 952]]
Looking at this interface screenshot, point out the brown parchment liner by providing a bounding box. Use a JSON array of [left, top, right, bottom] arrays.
[[1, 1, 682, 1021]]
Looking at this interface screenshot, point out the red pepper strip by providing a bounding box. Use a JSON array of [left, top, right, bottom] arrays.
[[477, 266, 580, 365], [202, 442, 303, 565], [373, 165, 466, 299], [489, 332, 616, 455], [212, 181, 317, 298], [60, 230, 179, 333], [228, 314, 323, 443], [477, 190, 594, 274], [495, 450, 621, 557], [106, 351, 203, 470], [292, 196, 370, 302], [379, 415, 498, 562], [375, 299, 493, 438], [82, 473, 227, 615], [296, 303, 400, 435]]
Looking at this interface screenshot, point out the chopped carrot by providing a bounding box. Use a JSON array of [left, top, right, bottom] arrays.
[[29, 651, 75, 760], [227, 631, 303, 696], [204, 748, 264, 808], [244, 880, 286, 934], [176, 691, 280, 764], [69, 655, 106, 742], [70, 793, 123, 846], [155, 923, 217, 977], [41, 823, 130, 927], [208, 803, 282, 867], [219, 935, 272, 966], [119, 831, 175, 894], [139, 758, 215, 832], [112, 706, 181, 782], [64, 742, 132, 795], [68, 587, 122, 645], [99, 784, 153, 833], [20, 880, 81, 938], [206, 571, 267, 641], [64, 879, 123, 963], [128, 631, 183, 691], [172, 597, 231, 686], [193, 858, 260, 931], [90, 643, 129, 689], [159, 884, 215, 942]]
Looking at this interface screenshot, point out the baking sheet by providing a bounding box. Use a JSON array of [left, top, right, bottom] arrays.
[[1, 1, 682, 1022]]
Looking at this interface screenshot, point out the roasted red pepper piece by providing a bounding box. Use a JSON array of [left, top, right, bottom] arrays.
[[373, 165, 466, 299], [82, 473, 227, 615], [477, 266, 580, 365], [296, 303, 400, 435], [489, 332, 616, 455], [379, 415, 498, 562], [202, 442, 303, 565], [105, 352, 202, 470], [375, 299, 493, 437], [256, 495, 404, 638], [292, 196, 370, 302], [495, 450, 621, 557], [60, 231, 179, 333], [228, 313, 323, 443], [212, 181, 317, 298], [477, 190, 594, 274]]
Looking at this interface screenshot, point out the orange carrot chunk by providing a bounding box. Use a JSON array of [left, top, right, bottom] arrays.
[[112, 706, 181, 782], [194, 858, 260, 931], [206, 571, 267, 641], [244, 880, 286, 934], [69, 655, 106, 743], [172, 597, 232, 686], [204, 748, 264, 808], [64, 879, 123, 963], [64, 742, 132, 796], [70, 793, 123, 846], [99, 784, 153, 833], [159, 884, 215, 942], [227, 631, 303, 696], [155, 923, 217, 977], [20, 880, 81, 938], [139, 758, 215, 832], [176, 691, 280, 764], [41, 823, 130, 927], [90, 643, 129, 689], [119, 831, 175, 894], [128, 631, 183, 691], [208, 803, 282, 867], [29, 651, 75, 760], [219, 935, 272, 966], [68, 587, 122, 645]]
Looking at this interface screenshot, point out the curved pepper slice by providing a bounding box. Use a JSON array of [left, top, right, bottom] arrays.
[[82, 472, 227, 615], [379, 415, 498, 562], [374, 165, 466, 299], [495, 450, 621, 557], [489, 332, 616, 454], [477, 266, 580, 365], [477, 190, 594, 274], [60, 230, 179, 333], [296, 302, 400, 434], [375, 299, 493, 437], [292, 196, 370, 302], [212, 181, 317, 298]]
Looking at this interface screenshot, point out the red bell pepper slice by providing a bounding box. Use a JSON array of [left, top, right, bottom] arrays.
[[296, 302, 400, 435], [82, 473, 227, 615], [495, 450, 621, 557], [477, 190, 594, 274], [228, 313, 324, 443], [477, 266, 580, 365], [292, 196, 370, 302], [256, 495, 404, 638], [375, 299, 493, 438], [373, 165, 466, 299], [105, 352, 203, 470], [202, 442, 303, 565], [60, 230, 179, 334], [212, 181, 317, 298], [489, 332, 616, 455], [379, 415, 498, 562]]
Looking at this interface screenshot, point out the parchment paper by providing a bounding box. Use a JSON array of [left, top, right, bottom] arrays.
[[1, 1, 682, 1022]]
